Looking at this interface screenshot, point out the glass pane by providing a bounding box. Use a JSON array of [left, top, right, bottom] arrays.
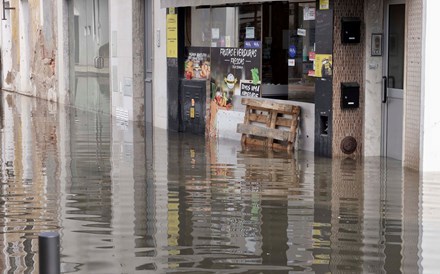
[[388, 4, 405, 89], [238, 5, 262, 47], [288, 2, 316, 103], [211, 7, 237, 47], [189, 8, 211, 47]]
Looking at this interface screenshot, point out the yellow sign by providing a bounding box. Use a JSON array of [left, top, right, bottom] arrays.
[[319, 0, 329, 10], [166, 14, 178, 58], [314, 54, 332, 78]]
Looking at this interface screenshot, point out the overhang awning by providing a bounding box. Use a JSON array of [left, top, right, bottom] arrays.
[[161, 0, 306, 9]]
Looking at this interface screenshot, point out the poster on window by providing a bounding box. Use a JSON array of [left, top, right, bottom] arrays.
[[314, 54, 333, 78], [210, 47, 261, 109], [184, 47, 211, 80]]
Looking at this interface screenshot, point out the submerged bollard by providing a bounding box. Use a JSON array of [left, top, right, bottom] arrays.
[[39, 232, 60, 274]]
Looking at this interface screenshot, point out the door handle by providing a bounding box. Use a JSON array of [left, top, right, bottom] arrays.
[[382, 76, 387, 103], [145, 78, 152, 83]]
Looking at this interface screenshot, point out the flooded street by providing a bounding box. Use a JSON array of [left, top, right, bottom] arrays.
[[0, 91, 439, 273]]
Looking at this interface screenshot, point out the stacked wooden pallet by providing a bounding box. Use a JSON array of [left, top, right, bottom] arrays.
[[237, 98, 301, 151]]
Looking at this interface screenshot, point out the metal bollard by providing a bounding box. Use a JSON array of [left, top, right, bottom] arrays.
[[39, 232, 60, 274]]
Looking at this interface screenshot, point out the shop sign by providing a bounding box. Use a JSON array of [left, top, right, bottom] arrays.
[[211, 47, 262, 109]]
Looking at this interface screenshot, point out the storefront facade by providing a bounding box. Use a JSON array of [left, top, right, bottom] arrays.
[[156, 0, 440, 171]]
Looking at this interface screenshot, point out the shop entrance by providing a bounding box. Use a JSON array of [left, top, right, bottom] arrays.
[[382, 1, 405, 160]]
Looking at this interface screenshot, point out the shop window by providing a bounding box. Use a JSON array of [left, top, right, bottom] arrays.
[[238, 5, 262, 47], [184, 2, 316, 103], [187, 7, 237, 48], [287, 2, 316, 103]]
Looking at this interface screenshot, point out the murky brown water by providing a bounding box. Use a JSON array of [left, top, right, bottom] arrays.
[[0, 91, 439, 273]]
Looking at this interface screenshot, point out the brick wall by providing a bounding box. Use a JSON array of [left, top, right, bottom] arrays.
[[332, 0, 365, 157]]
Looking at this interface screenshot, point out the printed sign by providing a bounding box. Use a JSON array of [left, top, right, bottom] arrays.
[[297, 29, 307, 37], [211, 47, 262, 109], [246, 27, 255, 39], [304, 6, 316, 20], [314, 54, 333, 78], [184, 47, 211, 80], [166, 14, 178, 58], [288, 59, 296, 67], [320, 0, 329, 10]]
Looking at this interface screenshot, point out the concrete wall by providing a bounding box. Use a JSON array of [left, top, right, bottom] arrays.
[[421, 0, 440, 172], [363, 0, 383, 157], [153, 0, 168, 129]]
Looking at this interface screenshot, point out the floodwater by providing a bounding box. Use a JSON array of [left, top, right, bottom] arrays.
[[0, 91, 439, 274]]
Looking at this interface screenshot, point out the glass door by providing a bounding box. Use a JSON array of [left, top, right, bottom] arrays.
[[382, 1, 405, 160]]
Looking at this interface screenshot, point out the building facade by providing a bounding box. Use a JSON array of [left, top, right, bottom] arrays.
[[157, 0, 439, 173], [0, 0, 439, 173]]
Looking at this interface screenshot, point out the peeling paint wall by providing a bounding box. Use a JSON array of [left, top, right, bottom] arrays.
[[1, 0, 59, 101]]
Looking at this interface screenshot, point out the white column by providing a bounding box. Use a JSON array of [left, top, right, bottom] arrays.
[[421, 0, 440, 172], [153, 0, 168, 129]]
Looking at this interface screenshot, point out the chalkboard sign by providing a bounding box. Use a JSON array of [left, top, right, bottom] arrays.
[[240, 81, 261, 97]]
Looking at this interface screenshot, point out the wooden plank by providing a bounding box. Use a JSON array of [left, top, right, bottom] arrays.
[[241, 105, 251, 145], [241, 98, 301, 114], [242, 137, 266, 148], [267, 110, 278, 147], [237, 124, 291, 142], [243, 136, 293, 152], [249, 113, 297, 128], [249, 113, 269, 124]]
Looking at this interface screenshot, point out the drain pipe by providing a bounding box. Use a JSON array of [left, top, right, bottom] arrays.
[[39, 232, 60, 274]]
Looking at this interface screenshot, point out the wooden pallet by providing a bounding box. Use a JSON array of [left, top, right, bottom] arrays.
[[237, 98, 301, 151]]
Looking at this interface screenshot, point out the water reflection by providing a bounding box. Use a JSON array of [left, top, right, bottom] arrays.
[[0, 91, 435, 273]]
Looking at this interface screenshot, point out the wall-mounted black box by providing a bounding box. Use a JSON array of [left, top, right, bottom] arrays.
[[341, 82, 359, 109], [341, 17, 361, 43]]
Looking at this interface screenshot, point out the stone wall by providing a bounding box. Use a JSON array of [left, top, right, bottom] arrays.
[[1, 0, 59, 101]]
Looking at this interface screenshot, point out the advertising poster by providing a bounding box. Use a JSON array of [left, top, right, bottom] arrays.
[[314, 54, 333, 78], [184, 47, 211, 80], [210, 47, 261, 109]]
